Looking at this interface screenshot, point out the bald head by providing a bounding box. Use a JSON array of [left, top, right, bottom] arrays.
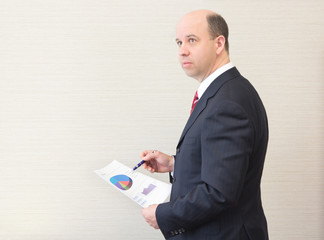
[[179, 9, 215, 20], [178, 10, 229, 52]]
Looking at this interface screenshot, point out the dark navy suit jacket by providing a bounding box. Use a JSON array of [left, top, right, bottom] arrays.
[[156, 67, 269, 240]]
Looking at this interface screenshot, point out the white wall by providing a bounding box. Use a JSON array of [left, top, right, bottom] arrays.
[[0, 0, 323, 239]]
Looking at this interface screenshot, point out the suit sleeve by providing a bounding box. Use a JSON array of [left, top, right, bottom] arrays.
[[156, 101, 254, 239]]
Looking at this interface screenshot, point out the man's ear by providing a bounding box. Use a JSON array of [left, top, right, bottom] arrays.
[[215, 35, 226, 54]]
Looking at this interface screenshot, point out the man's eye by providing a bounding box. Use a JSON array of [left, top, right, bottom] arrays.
[[189, 38, 196, 43], [177, 41, 182, 47]]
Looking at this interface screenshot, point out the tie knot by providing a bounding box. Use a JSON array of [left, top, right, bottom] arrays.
[[190, 91, 199, 114], [193, 91, 198, 102]]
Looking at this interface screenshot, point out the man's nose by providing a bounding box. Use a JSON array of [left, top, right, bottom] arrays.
[[179, 44, 189, 56]]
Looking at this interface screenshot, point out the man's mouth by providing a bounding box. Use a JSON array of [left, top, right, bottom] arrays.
[[182, 61, 192, 68]]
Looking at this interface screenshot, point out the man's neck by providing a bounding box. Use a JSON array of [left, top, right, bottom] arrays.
[[198, 53, 230, 83]]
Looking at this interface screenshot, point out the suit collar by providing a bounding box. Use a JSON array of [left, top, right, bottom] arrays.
[[177, 67, 241, 148]]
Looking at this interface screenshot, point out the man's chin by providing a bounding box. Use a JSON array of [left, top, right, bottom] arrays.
[[183, 70, 200, 81]]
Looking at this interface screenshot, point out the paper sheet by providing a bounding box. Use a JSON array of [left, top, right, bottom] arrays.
[[94, 160, 171, 208]]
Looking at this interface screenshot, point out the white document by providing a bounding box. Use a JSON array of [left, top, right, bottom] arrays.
[[94, 160, 171, 208]]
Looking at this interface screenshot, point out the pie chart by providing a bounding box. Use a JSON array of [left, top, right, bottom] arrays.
[[110, 174, 133, 191]]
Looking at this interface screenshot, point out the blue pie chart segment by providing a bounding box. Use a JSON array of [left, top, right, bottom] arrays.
[[110, 175, 133, 191]]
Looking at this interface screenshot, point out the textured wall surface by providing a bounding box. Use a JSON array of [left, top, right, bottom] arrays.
[[0, 0, 323, 239]]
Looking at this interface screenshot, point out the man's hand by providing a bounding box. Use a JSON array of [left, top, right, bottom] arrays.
[[142, 204, 159, 229], [141, 150, 174, 173]]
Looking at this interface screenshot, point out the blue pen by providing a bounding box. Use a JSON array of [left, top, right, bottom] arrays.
[[133, 160, 145, 171]]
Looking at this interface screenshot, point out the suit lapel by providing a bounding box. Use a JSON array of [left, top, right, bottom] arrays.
[[176, 67, 241, 148]]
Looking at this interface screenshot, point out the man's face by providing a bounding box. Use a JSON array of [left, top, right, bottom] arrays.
[[176, 14, 218, 82]]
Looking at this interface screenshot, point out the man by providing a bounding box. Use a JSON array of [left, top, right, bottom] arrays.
[[141, 9, 269, 240]]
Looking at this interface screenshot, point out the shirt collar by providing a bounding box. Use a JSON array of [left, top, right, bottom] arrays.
[[197, 62, 234, 99]]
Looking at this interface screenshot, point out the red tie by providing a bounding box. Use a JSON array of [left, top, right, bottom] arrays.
[[190, 91, 199, 114]]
